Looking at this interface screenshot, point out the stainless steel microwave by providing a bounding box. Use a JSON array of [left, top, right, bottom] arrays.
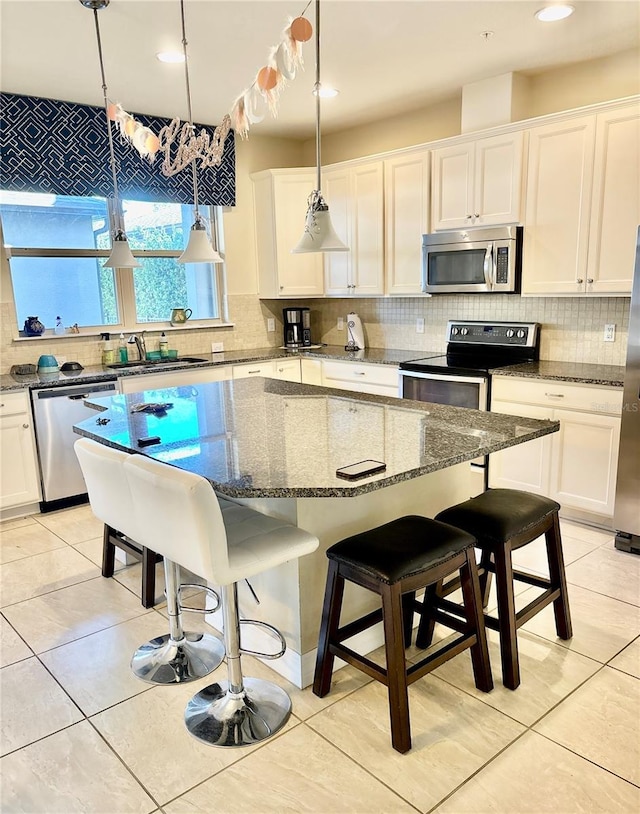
[[421, 225, 522, 294]]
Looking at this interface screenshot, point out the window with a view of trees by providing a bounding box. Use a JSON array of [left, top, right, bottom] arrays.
[[0, 191, 224, 333]]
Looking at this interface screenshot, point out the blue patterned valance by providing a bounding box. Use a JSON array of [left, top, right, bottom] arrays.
[[0, 92, 235, 206]]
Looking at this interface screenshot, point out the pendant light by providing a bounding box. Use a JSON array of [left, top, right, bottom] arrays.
[[82, 0, 140, 269], [292, 0, 348, 254], [177, 0, 222, 265]]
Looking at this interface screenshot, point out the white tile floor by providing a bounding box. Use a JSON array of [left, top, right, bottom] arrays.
[[1, 506, 639, 813]]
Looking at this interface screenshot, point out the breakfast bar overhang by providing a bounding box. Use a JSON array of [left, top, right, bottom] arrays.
[[74, 378, 559, 688]]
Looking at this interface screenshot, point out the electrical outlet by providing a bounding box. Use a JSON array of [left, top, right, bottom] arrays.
[[211, 341, 224, 353], [267, 318, 275, 332], [604, 324, 616, 342], [337, 317, 344, 331], [416, 318, 425, 334]]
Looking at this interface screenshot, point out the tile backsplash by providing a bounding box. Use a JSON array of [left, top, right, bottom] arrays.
[[1, 293, 630, 372]]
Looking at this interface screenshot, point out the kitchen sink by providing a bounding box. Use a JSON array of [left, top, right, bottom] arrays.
[[107, 357, 207, 370]]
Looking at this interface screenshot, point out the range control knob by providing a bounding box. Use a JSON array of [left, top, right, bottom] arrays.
[[506, 329, 515, 338], [451, 326, 459, 335], [516, 329, 526, 339], [460, 327, 469, 336]]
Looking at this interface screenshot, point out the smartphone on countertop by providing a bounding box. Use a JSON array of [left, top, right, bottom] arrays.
[[336, 460, 386, 481]]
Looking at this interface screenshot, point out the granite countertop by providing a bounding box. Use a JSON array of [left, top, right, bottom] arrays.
[[74, 378, 559, 499], [494, 361, 625, 387], [0, 345, 433, 393]]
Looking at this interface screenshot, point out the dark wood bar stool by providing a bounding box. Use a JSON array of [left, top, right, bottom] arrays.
[[313, 515, 493, 754], [434, 488, 573, 691]]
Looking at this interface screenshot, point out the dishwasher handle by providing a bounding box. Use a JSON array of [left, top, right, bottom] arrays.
[[33, 381, 117, 400]]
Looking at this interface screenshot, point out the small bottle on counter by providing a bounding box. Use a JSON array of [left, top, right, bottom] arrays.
[[54, 316, 65, 336], [159, 331, 169, 358], [118, 332, 128, 363], [101, 334, 116, 365]]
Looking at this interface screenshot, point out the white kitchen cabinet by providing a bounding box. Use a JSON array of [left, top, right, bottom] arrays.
[[384, 150, 430, 295], [322, 161, 384, 296], [272, 358, 302, 383], [300, 358, 323, 386], [252, 169, 324, 298], [586, 105, 640, 294], [321, 360, 399, 398], [232, 361, 276, 379], [118, 365, 232, 394], [489, 376, 622, 521], [431, 131, 524, 231], [0, 391, 41, 511]]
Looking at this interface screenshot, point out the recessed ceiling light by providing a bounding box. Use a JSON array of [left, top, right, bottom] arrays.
[[312, 85, 339, 98], [535, 5, 575, 22], [156, 51, 185, 64]]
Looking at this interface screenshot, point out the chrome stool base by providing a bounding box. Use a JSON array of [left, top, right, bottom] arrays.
[[184, 677, 291, 747], [131, 632, 224, 685]]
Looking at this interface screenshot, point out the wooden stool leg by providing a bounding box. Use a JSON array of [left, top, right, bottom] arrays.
[[313, 560, 345, 698], [102, 524, 116, 578], [460, 550, 493, 693], [478, 549, 493, 608], [141, 548, 157, 609], [494, 543, 520, 690], [402, 591, 416, 647], [546, 512, 573, 640], [415, 581, 440, 649], [381, 582, 411, 754]]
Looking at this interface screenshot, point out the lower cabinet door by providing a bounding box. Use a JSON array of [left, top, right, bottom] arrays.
[[489, 401, 554, 495], [550, 408, 621, 516], [0, 414, 41, 509]]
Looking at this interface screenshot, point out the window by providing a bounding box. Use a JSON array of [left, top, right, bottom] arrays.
[[0, 190, 225, 334]]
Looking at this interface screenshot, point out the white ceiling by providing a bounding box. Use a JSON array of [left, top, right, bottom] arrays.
[[1, 0, 638, 138]]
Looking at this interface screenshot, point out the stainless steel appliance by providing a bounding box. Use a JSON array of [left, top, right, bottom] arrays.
[[283, 307, 311, 348], [422, 225, 522, 294], [614, 231, 640, 554], [32, 379, 117, 509], [399, 320, 540, 489]]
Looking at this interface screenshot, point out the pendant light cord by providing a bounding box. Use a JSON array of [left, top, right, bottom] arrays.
[[314, 0, 322, 193], [180, 0, 201, 225], [92, 7, 120, 213]]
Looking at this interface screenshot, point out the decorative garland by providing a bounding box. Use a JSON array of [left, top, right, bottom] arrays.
[[107, 6, 313, 169]]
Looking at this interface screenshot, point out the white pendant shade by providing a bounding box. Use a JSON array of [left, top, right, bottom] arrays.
[[292, 206, 349, 254], [103, 232, 140, 268], [178, 223, 223, 264]]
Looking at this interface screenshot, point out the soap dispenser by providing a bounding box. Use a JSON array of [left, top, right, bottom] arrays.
[[159, 331, 169, 358], [101, 333, 116, 365], [118, 332, 128, 363]]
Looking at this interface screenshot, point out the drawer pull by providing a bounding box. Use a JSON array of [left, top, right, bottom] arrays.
[[23, 423, 29, 429], [545, 392, 565, 398], [354, 371, 366, 376], [247, 369, 261, 374]]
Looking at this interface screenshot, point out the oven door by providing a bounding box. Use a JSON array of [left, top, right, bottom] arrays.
[[398, 370, 488, 494], [422, 240, 493, 294]]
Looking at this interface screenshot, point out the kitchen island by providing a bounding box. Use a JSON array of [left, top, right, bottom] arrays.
[[75, 377, 559, 687]]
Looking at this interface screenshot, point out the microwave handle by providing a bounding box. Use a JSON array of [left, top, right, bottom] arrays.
[[483, 244, 493, 289]]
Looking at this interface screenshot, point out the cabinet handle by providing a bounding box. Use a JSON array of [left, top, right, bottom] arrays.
[[247, 369, 261, 374], [466, 214, 473, 219], [576, 278, 584, 284], [587, 278, 594, 284], [354, 371, 366, 376], [545, 392, 565, 398], [279, 285, 283, 290], [23, 423, 29, 429], [474, 213, 480, 218]]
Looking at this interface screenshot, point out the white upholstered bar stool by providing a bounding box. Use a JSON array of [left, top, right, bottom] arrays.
[[122, 452, 319, 747], [74, 438, 225, 685]]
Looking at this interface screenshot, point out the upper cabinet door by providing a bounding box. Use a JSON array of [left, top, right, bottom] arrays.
[[586, 106, 640, 295], [384, 150, 430, 296], [431, 142, 474, 230], [522, 116, 596, 295], [474, 131, 524, 227], [350, 161, 384, 296], [431, 133, 524, 231], [322, 166, 351, 296]]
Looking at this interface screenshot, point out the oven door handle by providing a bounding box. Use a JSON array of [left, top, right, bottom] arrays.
[[398, 370, 487, 385], [484, 244, 493, 289]]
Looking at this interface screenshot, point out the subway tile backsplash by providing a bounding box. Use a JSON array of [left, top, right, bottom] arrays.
[[1, 294, 630, 373]]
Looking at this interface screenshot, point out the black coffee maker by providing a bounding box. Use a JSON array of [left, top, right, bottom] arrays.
[[283, 307, 311, 348]]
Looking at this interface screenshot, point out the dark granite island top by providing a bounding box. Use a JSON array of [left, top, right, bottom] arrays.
[[74, 378, 559, 499]]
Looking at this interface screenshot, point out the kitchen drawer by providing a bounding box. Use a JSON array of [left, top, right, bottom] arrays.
[[272, 358, 301, 382], [232, 361, 276, 379], [0, 391, 30, 417], [322, 361, 399, 389], [491, 377, 623, 415]]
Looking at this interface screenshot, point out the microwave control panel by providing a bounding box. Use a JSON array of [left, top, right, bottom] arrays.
[[495, 247, 510, 284], [447, 321, 539, 348]]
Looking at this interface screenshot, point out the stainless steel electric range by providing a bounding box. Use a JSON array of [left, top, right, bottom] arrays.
[[398, 320, 541, 490]]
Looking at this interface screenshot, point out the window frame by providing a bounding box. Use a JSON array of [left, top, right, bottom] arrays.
[[3, 197, 229, 336]]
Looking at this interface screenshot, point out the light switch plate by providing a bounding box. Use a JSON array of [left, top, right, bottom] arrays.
[[416, 318, 425, 334], [267, 318, 275, 332], [604, 324, 615, 342], [337, 317, 344, 331], [211, 341, 224, 353]]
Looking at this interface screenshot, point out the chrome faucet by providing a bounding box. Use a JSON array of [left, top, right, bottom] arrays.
[[127, 331, 147, 361]]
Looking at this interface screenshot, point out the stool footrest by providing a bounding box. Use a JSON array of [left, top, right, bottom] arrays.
[[329, 643, 387, 684], [515, 587, 561, 628], [178, 584, 221, 615], [239, 619, 286, 660], [335, 608, 384, 642], [409, 633, 478, 683], [512, 569, 552, 591]]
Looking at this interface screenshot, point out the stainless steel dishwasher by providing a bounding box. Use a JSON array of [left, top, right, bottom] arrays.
[[31, 379, 117, 508]]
